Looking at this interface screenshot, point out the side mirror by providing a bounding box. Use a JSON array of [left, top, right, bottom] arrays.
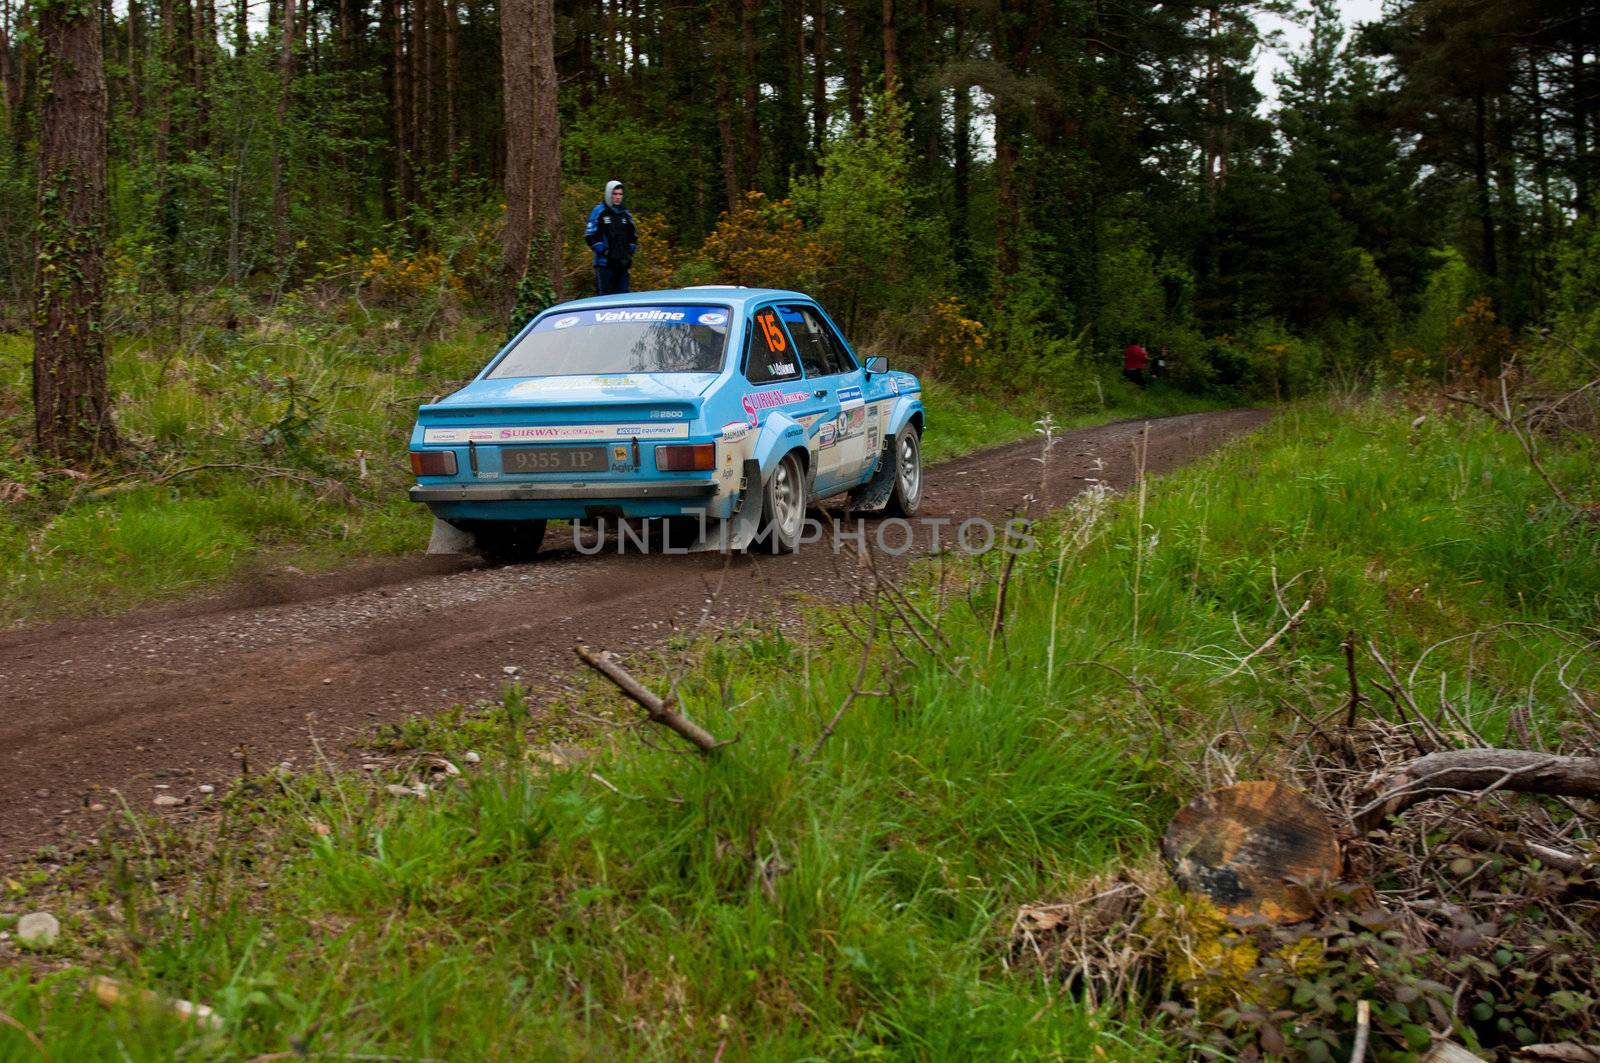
[[866, 356, 888, 375]]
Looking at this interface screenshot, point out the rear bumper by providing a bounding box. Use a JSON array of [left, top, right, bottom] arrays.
[[410, 479, 717, 503]]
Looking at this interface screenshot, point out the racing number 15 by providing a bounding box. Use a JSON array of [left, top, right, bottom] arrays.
[[756, 312, 787, 352]]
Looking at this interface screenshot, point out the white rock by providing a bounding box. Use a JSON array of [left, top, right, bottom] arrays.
[[17, 912, 60, 948], [502, 665, 521, 676], [463, 751, 481, 765], [153, 794, 184, 808], [385, 784, 417, 798], [198, 784, 215, 795]]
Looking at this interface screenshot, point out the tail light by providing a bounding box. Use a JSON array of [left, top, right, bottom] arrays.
[[410, 450, 458, 476], [654, 443, 716, 472]]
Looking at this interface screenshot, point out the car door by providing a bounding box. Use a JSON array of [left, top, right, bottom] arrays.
[[742, 303, 838, 487], [777, 303, 873, 492]]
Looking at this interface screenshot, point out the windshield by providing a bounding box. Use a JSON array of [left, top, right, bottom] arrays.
[[488, 305, 731, 378]]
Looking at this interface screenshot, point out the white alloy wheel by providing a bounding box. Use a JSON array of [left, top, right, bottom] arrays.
[[758, 451, 807, 554], [885, 429, 922, 516]]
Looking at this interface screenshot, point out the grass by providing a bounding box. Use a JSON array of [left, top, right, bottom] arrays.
[[0, 315, 1221, 627], [2, 396, 1595, 1060]]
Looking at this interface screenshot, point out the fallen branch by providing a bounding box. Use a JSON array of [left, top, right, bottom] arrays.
[[1355, 749, 1600, 831], [575, 644, 723, 754]]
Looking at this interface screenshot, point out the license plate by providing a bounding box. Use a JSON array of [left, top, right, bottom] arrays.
[[501, 445, 611, 474]]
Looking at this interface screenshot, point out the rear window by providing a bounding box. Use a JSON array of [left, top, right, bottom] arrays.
[[489, 305, 731, 378]]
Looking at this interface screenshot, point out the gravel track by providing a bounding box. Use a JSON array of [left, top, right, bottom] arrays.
[[0, 408, 1270, 865]]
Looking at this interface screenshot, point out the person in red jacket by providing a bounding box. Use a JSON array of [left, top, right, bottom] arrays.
[[1123, 341, 1150, 386]]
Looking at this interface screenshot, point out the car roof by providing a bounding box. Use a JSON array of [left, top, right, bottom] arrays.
[[547, 287, 814, 312]]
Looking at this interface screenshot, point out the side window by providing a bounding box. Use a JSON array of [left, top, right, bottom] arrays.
[[777, 305, 830, 377], [743, 307, 801, 384], [782, 304, 857, 377]]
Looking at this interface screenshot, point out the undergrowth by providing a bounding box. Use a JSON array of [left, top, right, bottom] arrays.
[[0, 313, 1218, 627], [1, 397, 1594, 1060]]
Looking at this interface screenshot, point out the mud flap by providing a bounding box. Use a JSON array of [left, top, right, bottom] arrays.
[[426, 516, 477, 555], [688, 457, 764, 552], [848, 438, 896, 513]]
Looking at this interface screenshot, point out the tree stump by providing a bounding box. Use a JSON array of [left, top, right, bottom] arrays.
[[1161, 781, 1342, 924]]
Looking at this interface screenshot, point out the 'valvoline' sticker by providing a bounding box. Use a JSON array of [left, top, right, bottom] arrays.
[[534, 305, 731, 333]]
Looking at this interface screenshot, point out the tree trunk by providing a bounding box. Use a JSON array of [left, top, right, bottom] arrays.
[[191, 0, 213, 149], [880, 0, 894, 98], [501, 0, 561, 302], [0, 9, 21, 122], [33, 0, 116, 462], [410, 0, 427, 172], [1573, 42, 1591, 217], [1472, 85, 1498, 279], [390, 0, 413, 205], [273, 0, 296, 261], [952, 82, 970, 247], [844, 0, 863, 128], [740, 0, 759, 188], [444, 0, 458, 163], [811, 0, 827, 157], [233, 0, 246, 54], [530, 0, 561, 300]]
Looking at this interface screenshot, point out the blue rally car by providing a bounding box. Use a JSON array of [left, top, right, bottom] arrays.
[[407, 288, 925, 556]]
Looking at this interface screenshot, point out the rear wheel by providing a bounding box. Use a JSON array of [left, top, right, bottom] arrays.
[[462, 519, 548, 561], [755, 451, 807, 554]]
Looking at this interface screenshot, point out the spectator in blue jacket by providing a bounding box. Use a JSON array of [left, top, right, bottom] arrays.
[[585, 180, 637, 295]]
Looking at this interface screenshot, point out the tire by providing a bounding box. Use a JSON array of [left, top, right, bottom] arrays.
[[463, 519, 548, 561], [755, 451, 807, 554], [883, 428, 923, 517]]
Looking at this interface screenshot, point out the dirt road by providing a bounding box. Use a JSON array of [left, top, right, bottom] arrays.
[[0, 409, 1269, 865]]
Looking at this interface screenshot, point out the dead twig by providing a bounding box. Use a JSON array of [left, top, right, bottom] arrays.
[[1212, 599, 1311, 683], [1349, 999, 1371, 1063], [799, 584, 881, 766], [1343, 631, 1364, 729], [574, 645, 724, 754]]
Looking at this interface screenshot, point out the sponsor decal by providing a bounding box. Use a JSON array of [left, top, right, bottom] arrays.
[[837, 384, 864, 410], [422, 422, 690, 443], [767, 361, 798, 376], [612, 446, 629, 461], [534, 305, 730, 332], [817, 407, 866, 451], [651, 409, 686, 418], [595, 308, 686, 323], [740, 387, 810, 425], [720, 421, 751, 442], [887, 378, 900, 395]]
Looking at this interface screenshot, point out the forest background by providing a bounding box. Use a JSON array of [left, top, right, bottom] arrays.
[[3, 0, 1600, 441], [0, 0, 1598, 615]]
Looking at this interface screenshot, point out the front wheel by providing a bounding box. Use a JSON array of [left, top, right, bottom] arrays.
[[884, 428, 923, 517], [755, 451, 807, 554]]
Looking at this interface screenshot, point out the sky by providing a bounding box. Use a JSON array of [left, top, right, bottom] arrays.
[[1253, 0, 1387, 106]]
